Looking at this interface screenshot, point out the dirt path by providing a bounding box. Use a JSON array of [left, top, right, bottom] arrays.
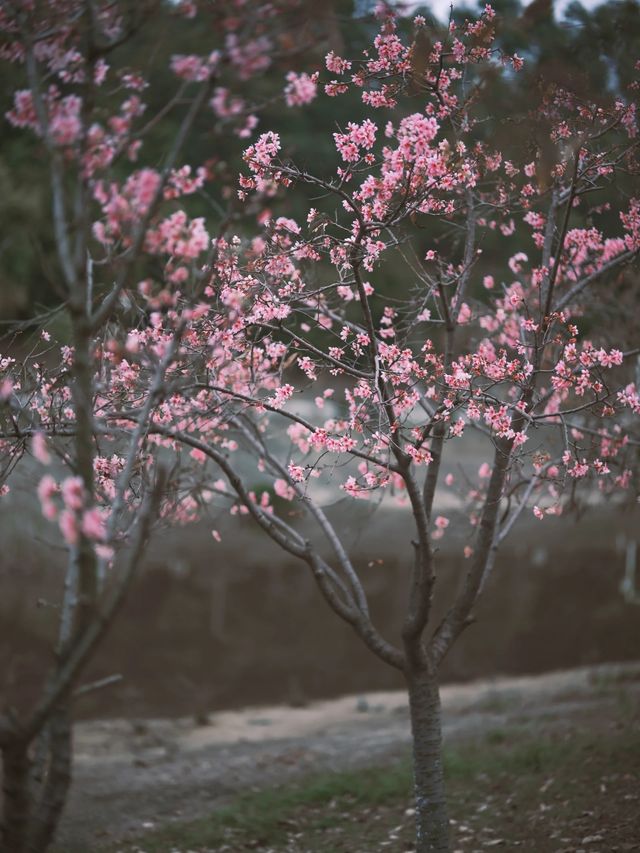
[[53, 662, 640, 851]]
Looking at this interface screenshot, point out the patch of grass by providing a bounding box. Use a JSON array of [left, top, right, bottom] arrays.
[[117, 720, 640, 852], [470, 688, 522, 715], [118, 761, 413, 852], [444, 725, 584, 780], [588, 664, 640, 691]]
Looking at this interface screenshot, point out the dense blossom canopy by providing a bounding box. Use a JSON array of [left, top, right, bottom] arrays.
[[1, 3, 639, 565]]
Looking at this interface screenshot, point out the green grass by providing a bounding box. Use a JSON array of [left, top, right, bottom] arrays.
[[469, 688, 522, 716], [117, 761, 414, 852], [443, 725, 586, 779], [116, 718, 640, 852]]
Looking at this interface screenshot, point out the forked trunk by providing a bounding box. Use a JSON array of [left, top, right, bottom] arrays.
[[406, 669, 450, 853]]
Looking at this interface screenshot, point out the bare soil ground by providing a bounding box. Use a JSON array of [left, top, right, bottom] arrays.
[[52, 662, 640, 852]]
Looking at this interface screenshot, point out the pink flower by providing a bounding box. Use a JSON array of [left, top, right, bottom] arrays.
[[244, 131, 280, 172], [0, 379, 13, 401], [61, 476, 85, 511], [49, 95, 83, 146], [597, 348, 623, 368], [32, 432, 51, 465], [6, 90, 38, 133], [334, 119, 378, 163], [96, 544, 114, 561], [81, 507, 108, 541], [268, 383, 294, 410], [457, 302, 471, 324], [170, 54, 210, 82], [212, 530, 222, 543], [478, 463, 491, 478], [325, 52, 351, 74], [42, 501, 58, 521], [508, 252, 528, 274], [274, 478, 295, 501], [59, 510, 79, 545], [210, 87, 243, 119], [435, 515, 449, 529], [288, 464, 305, 483], [284, 72, 318, 108], [298, 356, 317, 380], [36, 476, 55, 504], [94, 59, 109, 86]]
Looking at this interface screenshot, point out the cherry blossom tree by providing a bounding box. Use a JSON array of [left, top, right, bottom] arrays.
[[1, 1, 639, 852], [98, 7, 638, 851], [0, 1, 328, 850]]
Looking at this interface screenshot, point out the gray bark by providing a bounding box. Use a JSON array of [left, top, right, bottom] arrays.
[[406, 669, 450, 853]]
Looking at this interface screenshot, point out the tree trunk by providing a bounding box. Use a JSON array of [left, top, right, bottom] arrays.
[[1, 709, 72, 853], [1, 740, 30, 853], [406, 669, 450, 853], [28, 707, 72, 853]]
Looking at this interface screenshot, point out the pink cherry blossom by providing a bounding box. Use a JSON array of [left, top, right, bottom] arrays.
[[61, 476, 85, 511], [32, 432, 51, 465], [0, 378, 13, 400], [59, 509, 79, 545], [284, 72, 318, 108], [457, 303, 472, 324], [81, 507, 108, 541]]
